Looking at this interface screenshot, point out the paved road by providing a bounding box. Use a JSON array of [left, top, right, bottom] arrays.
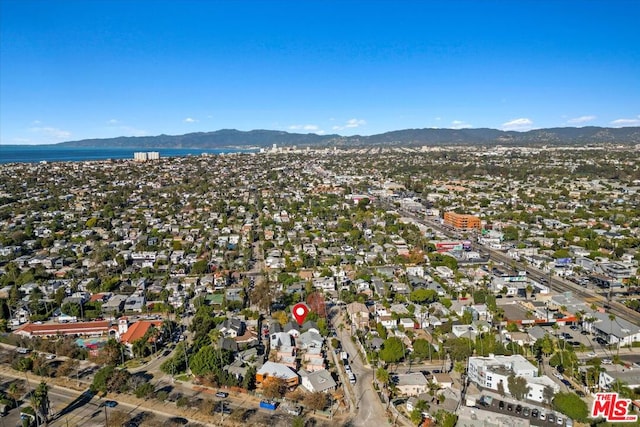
[[332, 311, 392, 426], [391, 205, 640, 328]]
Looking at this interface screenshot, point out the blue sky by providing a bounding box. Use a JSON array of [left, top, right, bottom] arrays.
[[1, 0, 639, 145]]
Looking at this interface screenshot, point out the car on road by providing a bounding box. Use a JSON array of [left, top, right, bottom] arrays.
[[215, 391, 229, 398], [104, 401, 118, 408]]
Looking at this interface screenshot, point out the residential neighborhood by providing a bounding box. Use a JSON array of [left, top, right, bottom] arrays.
[[0, 144, 639, 427]]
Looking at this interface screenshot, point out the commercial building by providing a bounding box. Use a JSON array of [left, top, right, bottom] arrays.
[[443, 212, 481, 230], [13, 320, 112, 338]]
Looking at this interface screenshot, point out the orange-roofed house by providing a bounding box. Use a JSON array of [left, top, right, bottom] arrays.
[[117, 318, 164, 356]]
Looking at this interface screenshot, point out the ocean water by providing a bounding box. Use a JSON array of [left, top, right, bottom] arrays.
[[0, 145, 250, 164]]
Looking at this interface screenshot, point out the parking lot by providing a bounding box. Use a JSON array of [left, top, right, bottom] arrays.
[[478, 394, 572, 427]]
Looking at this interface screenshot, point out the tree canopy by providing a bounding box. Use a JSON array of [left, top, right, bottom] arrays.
[[552, 392, 589, 422], [379, 337, 406, 363]]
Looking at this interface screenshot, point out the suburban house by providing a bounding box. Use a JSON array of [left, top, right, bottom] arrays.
[[256, 361, 299, 387], [346, 302, 369, 329], [599, 367, 640, 391], [300, 369, 337, 393], [395, 373, 429, 396]]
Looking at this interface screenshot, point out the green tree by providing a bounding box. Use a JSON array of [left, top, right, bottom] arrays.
[[191, 259, 209, 275], [409, 288, 438, 304], [31, 381, 50, 425], [446, 337, 474, 362], [242, 365, 257, 390], [379, 337, 405, 363], [552, 392, 588, 422], [435, 409, 457, 427], [507, 374, 530, 400], [190, 346, 231, 377], [376, 367, 390, 386], [542, 385, 555, 406], [549, 350, 578, 375], [412, 339, 433, 360]]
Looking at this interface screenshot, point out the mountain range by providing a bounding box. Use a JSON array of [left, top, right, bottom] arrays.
[[57, 126, 640, 149]]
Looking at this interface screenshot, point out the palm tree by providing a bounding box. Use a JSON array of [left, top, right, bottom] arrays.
[[7, 381, 22, 409], [30, 381, 50, 426], [375, 367, 390, 387], [608, 313, 616, 352]]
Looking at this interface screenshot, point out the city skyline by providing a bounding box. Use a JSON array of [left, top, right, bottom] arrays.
[[1, 0, 639, 145]]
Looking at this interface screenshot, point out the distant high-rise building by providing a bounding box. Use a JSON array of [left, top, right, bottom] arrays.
[[443, 212, 481, 230], [134, 152, 160, 162]]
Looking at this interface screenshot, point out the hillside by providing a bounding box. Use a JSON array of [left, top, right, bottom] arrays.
[[57, 126, 640, 148]]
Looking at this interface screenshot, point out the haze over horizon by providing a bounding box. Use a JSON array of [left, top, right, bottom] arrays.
[[1, 0, 639, 145]]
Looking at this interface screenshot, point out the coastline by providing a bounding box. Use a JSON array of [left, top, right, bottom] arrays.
[[0, 145, 256, 164]]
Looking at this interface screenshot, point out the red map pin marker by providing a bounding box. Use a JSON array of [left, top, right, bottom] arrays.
[[292, 302, 310, 325]]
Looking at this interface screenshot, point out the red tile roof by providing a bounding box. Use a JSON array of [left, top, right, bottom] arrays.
[[119, 320, 163, 344], [14, 321, 111, 337]]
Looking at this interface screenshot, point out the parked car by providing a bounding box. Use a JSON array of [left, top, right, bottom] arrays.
[[104, 401, 118, 408], [215, 391, 229, 398], [45, 354, 56, 360], [523, 407, 530, 417], [515, 404, 522, 414], [531, 409, 539, 418], [498, 401, 505, 410], [548, 413, 556, 424], [214, 404, 232, 414]]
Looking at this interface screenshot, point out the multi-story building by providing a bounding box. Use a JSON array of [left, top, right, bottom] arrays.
[[443, 212, 481, 230], [467, 354, 559, 403]]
